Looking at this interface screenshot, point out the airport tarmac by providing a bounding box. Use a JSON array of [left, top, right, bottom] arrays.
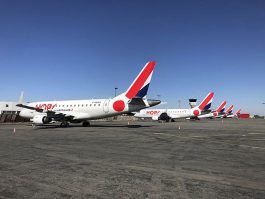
[[0, 119, 264, 199]]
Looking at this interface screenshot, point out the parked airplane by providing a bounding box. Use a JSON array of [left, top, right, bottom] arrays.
[[17, 61, 161, 127], [226, 109, 241, 118], [133, 92, 214, 122], [220, 105, 234, 118], [198, 101, 226, 119]]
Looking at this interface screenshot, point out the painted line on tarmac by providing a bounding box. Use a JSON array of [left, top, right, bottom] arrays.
[[248, 133, 264, 135], [239, 145, 265, 150]]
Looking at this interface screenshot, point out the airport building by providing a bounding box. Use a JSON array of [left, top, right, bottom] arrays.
[[0, 102, 22, 114], [0, 92, 29, 122]]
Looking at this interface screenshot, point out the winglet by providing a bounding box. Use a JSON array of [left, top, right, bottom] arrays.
[[216, 101, 226, 113], [197, 92, 214, 111], [124, 61, 156, 99]]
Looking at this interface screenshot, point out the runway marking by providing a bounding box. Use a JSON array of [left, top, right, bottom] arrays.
[[251, 139, 265, 141], [153, 133, 177, 137], [239, 145, 265, 150]]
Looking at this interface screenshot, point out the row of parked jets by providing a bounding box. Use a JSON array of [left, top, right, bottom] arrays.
[[16, 61, 241, 127]]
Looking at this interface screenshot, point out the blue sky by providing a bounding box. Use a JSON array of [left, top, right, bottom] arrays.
[[0, 0, 264, 115]]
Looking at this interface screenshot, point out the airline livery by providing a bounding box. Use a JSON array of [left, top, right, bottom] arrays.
[[134, 92, 214, 122], [221, 105, 234, 118], [17, 62, 161, 127], [226, 109, 241, 118], [198, 101, 226, 119]]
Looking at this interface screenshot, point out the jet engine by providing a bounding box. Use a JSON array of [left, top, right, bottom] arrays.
[[158, 112, 171, 122], [32, 115, 52, 124]]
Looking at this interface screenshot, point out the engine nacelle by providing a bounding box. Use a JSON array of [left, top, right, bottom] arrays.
[[158, 112, 171, 122], [32, 115, 52, 124]]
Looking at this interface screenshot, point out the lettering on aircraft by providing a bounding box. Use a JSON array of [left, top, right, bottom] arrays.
[[35, 104, 57, 110], [146, 110, 160, 115]]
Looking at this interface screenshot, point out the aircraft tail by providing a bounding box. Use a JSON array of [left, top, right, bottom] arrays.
[[18, 91, 24, 104], [216, 101, 226, 113], [197, 92, 214, 111], [226, 105, 234, 114], [235, 109, 241, 115], [117, 61, 156, 99]]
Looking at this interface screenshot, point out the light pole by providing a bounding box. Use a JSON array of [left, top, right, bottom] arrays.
[[115, 87, 118, 97]]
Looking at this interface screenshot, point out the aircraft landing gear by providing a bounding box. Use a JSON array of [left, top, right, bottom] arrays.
[[82, 121, 90, 127], [60, 121, 69, 128]]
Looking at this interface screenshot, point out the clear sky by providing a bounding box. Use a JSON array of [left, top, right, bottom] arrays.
[[0, 0, 264, 115]]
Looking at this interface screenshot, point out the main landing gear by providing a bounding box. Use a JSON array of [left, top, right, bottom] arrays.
[[60, 121, 69, 128], [82, 121, 90, 127]]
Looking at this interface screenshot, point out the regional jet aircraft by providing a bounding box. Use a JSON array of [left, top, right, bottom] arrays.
[[226, 109, 241, 118], [17, 62, 161, 127], [133, 92, 214, 122], [198, 101, 226, 119], [217, 105, 233, 118]]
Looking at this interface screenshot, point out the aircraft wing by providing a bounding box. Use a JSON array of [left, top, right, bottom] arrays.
[[17, 104, 44, 112], [16, 104, 74, 119]]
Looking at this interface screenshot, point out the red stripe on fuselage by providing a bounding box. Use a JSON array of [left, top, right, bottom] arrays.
[[198, 92, 214, 110], [125, 61, 155, 99]]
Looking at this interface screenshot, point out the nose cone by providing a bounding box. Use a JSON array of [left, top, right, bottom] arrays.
[[147, 99, 161, 107]]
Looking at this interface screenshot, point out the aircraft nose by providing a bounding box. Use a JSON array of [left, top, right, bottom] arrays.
[[147, 99, 161, 107]]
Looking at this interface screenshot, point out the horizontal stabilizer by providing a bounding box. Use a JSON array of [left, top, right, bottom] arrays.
[[128, 97, 146, 106]]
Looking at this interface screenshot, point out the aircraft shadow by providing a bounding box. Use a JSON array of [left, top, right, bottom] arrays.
[[30, 124, 154, 129]]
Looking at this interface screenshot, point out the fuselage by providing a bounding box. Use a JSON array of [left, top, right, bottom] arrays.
[[134, 108, 193, 119], [20, 98, 153, 121]]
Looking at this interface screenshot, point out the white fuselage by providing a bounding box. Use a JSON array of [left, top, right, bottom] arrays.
[[134, 108, 193, 119], [198, 111, 221, 119], [20, 98, 150, 121]]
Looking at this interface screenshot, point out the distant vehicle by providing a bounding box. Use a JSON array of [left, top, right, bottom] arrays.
[[198, 101, 226, 119], [226, 109, 241, 118], [133, 92, 214, 122], [17, 61, 161, 127]]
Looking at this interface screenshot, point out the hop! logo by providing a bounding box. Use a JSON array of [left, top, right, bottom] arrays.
[[36, 104, 57, 110], [146, 111, 160, 115]]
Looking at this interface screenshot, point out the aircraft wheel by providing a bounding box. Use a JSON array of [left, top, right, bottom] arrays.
[[60, 122, 69, 128], [82, 121, 90, 127]]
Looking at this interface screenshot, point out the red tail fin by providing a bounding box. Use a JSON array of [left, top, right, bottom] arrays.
[[216, 101, 226, 113], [197, 92, 214, 111]]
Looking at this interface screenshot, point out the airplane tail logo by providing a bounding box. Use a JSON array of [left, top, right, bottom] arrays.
[[216, 101, 226, 113], [197, 92, 214, 111], [235, 109, 241, 115], [124, 61, 156, 99], [226, 105, 234, 114]]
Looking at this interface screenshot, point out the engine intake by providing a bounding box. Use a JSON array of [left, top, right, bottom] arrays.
[[32, 115, 52, 124]]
